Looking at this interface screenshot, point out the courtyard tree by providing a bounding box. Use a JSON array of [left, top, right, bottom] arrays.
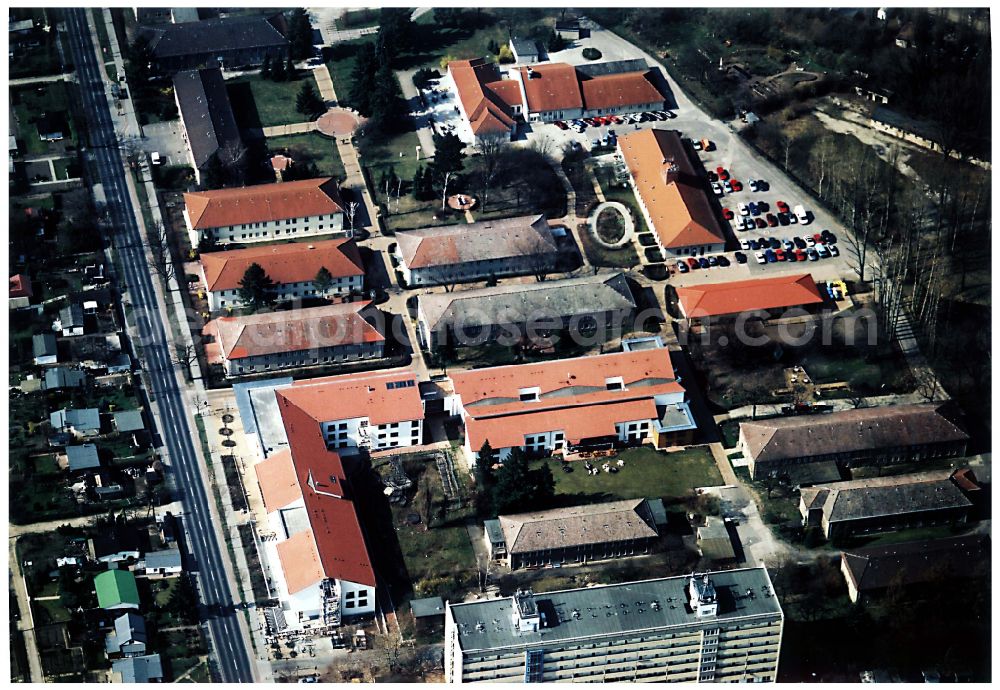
[[313, 266, 334, 294], [491, 447, 555, 514], [238, 262, 276, 312], [474, 441, 497, 517], [287, 8, 315, 61], [295, 82, 326, 120], [474, 133, 510, 210]]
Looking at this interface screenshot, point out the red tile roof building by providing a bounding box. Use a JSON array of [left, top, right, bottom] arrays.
[[199, 238, 364, 311], [204, 301, 386, 376], [675, 274, 825, 320], [253, 395, 375, 633], [447, 346, 696, 463], [447, 58, 667, 138], [617, 128, 726, 255], [183, 178, 346, 247], [9, 273, 33, 309]]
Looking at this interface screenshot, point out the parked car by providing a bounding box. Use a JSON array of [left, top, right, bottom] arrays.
[[792, 236, 805, 249], [756, 200, 769, 212], [735, 251, 748, 264], [723, 180, 733, 193], [707, 170, 718, 182], [766, 213, 778, 227], [554, 120, 568, 130], [806, 236, 817, 247], [663, 110, 677, 119], [777, 212, 790, 226], [749, 238, 760, 250], [717, 168, 730, 181], [722, 207, 735, 220], [677, 260, 689, 273], [592, 138, 602, 148], [708, 256, 719, 267], [698, 257, 710, 269], [730, 179, 743, 192], [817, 244, 831, 258], [776, 200, 790, 214], [711, 182, 724, 196], [738, 202, 749, 216], [755, 251, 767, 264], [717, 255, 730, 267], [775, 248, 786, 261], [794, 248, 806, 262], [783, 239, 794, 251], [807, 248, 819, 261], [794, 204, 810, 224], [822, 230, 837, 244], [608, 115, 622, 124], [755, 217, 768, 229], [813, 233, 825, 244], [692, 140, 704, 150], [150, 151, 162, 165], [748, 178, 759, 192], [687, 258, 699, 269], [829, 244, 840, 256], [748, 202, 760, 216], [765, 249, 777, 263], [740, 239, 751, 250]]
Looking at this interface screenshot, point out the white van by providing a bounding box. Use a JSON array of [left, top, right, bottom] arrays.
[[793, 204, 809, 224]]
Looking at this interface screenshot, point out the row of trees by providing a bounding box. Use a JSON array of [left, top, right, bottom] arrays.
[[236, 263, 336, 312], [347, 9, 414, 139], [473, 441, 555, 517]]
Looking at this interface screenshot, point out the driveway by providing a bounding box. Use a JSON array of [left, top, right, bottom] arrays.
[[140, 119, 189, 168], [700, 485, 791, 568]]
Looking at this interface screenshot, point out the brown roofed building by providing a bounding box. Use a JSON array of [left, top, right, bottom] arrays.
[[617, 128, 725, 255], [394, 214, 560, 287], [446, 58, 521, 139], [199, 238, 364, 311], [9, 273, 33, 309], [183, 178, 346, 248], [493, 499, 662, 570], [739, 403, 969, 479], [675, 273, 825, 321], [204, 301, 386, 376]]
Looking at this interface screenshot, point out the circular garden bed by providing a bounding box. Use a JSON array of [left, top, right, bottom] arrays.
[[596, 207, 627, 244]]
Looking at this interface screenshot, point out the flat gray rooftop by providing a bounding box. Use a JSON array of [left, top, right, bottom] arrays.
[[233, 377, 293, 457], [450, 567, 781, 652]]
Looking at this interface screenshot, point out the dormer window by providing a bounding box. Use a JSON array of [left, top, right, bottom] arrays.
[[518, 387, 540, 403], [605, 377, 625, 391]]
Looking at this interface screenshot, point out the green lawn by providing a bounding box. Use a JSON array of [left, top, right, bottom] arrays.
[[359, 128, 424, 191], [835, 524, 973, 551], [576, 223, 641, 268], [34, 597, 71, 625], [227, 72, 319, 129], [324, 37, 375, 110], [532, 446, 723, 506], [52, 158, 78, 180], [32, 454, 61, 476], [11, 82, 76, 156], [153, 576, 180, 607], [265, 132, 345, 180]]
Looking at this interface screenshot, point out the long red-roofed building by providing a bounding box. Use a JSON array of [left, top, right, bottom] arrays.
[[199, 238, 364, 311], [253, 394, 375, 634], [675, 273, 825, 321], [446, 342, 696, 463], [183, 177, 346, 247]]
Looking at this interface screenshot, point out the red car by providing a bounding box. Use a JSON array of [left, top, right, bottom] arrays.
[[765, 213, 778, 227], [686, 257, 699, 269], [722, 208, 735, 220], [717, 168, 730, 181], [776, 200, 790, 213], [729, 179, 743, 192], [813, 233, 825, 244], [775, 248, 786, 261], [755, 217, 767, 229], [553, 120, 568, 130], [608, 115, 622, 124]]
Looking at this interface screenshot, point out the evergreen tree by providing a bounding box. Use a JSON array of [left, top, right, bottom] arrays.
[[296, 82, 326, 119], [260, 54, 271, 79], [287, 8, 315, 61], [285, 55, 296, 80], [474, 441, 497, 517], [420, 167, 435, 200], [270, 54, 286, 82], [368, 63, 406, 137], [487, 38, 500, 55], [167, 575, 201, 625], [348, 44, 379, 116], [491, 447, 554, 514], [431, 132, 466, 188], [313, 266, 334, 294], [201, 153, 225, 189], [238, 262, 276, 312], [547, 29, 567, 52], [412, 165, 424, 200]]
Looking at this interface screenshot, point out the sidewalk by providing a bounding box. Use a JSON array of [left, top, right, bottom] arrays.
[[9, 537, 45, 682], [261, 122, 319, 137]]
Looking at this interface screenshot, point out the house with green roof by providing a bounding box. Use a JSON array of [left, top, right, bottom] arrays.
[[94, 569, 141, 611]]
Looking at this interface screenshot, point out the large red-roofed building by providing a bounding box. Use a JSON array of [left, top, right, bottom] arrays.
[[675, 273, 825, 321]]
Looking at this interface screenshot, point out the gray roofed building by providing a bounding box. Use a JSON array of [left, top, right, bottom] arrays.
[[416, 272, 636, 351], [576, 58, 649, 78], [113, 410, 146, 433], [43, 367, 86, 391], [138, 13, 289, 72], [58, 303, 85, 336], [509, 37, 540, 63], [111, 653, 163, 683], [33, 333, 58, 365], [840, 535, 990, 603], [105, 612, 147, 657], [483, 518, 506, 559], [173, 67, 242, 185], [66, 444, 101, 472], [411, 596, 445, 619], [143, 547, 182, 575], [394, 214, 560, 287], [50, 407, 101, 436], [445, 567, 783, 683], [495, 498, 660, 570], [799, 469, 974, 539], [871, 105, 940, 144], [739, 403, 969, 479], [697, 516, 736, 561]]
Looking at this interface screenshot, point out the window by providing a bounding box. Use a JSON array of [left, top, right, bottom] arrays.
[[605, 377, 625, 391], [519, 387, 540, 403]]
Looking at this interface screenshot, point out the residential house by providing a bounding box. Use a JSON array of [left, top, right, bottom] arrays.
[[90, 527, 144, 564], [111, 654, 164, 683], [105, 612, 147, 658], [839, 535, 990, 603], [9, 273, 32, 309], [799, 469, 974, 540], [43, 366, 87, 390], [199, 238, 364, 312], [490, 498, 663, 570], [173, 67, 242, 186], [447, 344, 696, 463], [33, 333, 58, 365], [94, 569, 141, 611], [617, 128, 726, 256], [204, 301, 386, 376], [50, 407, 101, 437], [675, 273, 826, 323], [142, 548, 183, 576], [895, 21, 916, 48], [739, 403, 969, 479], [445, 568, 783, 683], [416, 272, 637, 352], [509, 37, 540, 64], [273, 368, 425, 455], [36, 112, 68, 141], [253, 399, 376, 635], [183, 177, 346, 248], [137, 13, 289, 72], [66, 444, 101, 472], [57, 303, 85, 336], [697, 516, 737, 562], [394, 214, 560, 287], [113, 410, 146, 434], [170, 7, 200, 23]]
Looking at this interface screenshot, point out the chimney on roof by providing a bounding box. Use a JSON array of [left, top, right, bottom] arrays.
[[661, 158, 679, 185]]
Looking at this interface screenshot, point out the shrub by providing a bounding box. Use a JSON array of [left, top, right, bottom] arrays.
[[582, 47, 602, 60], [497, 45, 514, 64], [644, 264, 668, 281]]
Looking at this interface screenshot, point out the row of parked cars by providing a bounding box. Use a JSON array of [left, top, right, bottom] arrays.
[[745, 230, 839, 264], [554, 110, 676, 133]]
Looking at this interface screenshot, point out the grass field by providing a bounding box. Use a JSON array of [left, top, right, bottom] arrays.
[[227, 72, 318, 129], [532, 445, 723, 506], [576, 222, 641, 268], [265, 132, 345, 180], [324, 37, 375, 110], [11, 82, 75, 156]]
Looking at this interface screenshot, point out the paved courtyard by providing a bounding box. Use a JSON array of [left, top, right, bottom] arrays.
[[139, 119, 189, 168]]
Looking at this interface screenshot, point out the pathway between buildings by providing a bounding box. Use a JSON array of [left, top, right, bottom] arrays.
[[260, 122, 319, 137]]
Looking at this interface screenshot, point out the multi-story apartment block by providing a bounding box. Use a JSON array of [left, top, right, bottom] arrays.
[[253, 396, 374, 637], [183, 178, 346, 248], [199, 238, 364, 312], [394, 215, 560, 288], [446, 344, 697, 463], [274, 368, 426, 456], [616, 128, 726, 257], [205, 301, 386, 376], [445, 568, 784, 683]]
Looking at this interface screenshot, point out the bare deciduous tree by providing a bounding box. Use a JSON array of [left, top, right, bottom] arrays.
[[218, 139, 248, 184], [144, 220, 176, 283], [474, 133, 510, 210]]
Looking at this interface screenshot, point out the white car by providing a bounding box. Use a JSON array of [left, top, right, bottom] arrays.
[[806, 236, 817, 247], [711, 182, 723, 196], [817, 244, 831, 258], [829, 244, 840, 257], [692, 140, 704, 151], [740, 239, 751, 250], [150, 151, 162, 165], [755, 251, 767, 264], [738, 202, 749, 216], [748, 179, 759, 192]]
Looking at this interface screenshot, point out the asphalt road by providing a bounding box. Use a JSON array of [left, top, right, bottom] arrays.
[[64, 9, 254, 682]]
